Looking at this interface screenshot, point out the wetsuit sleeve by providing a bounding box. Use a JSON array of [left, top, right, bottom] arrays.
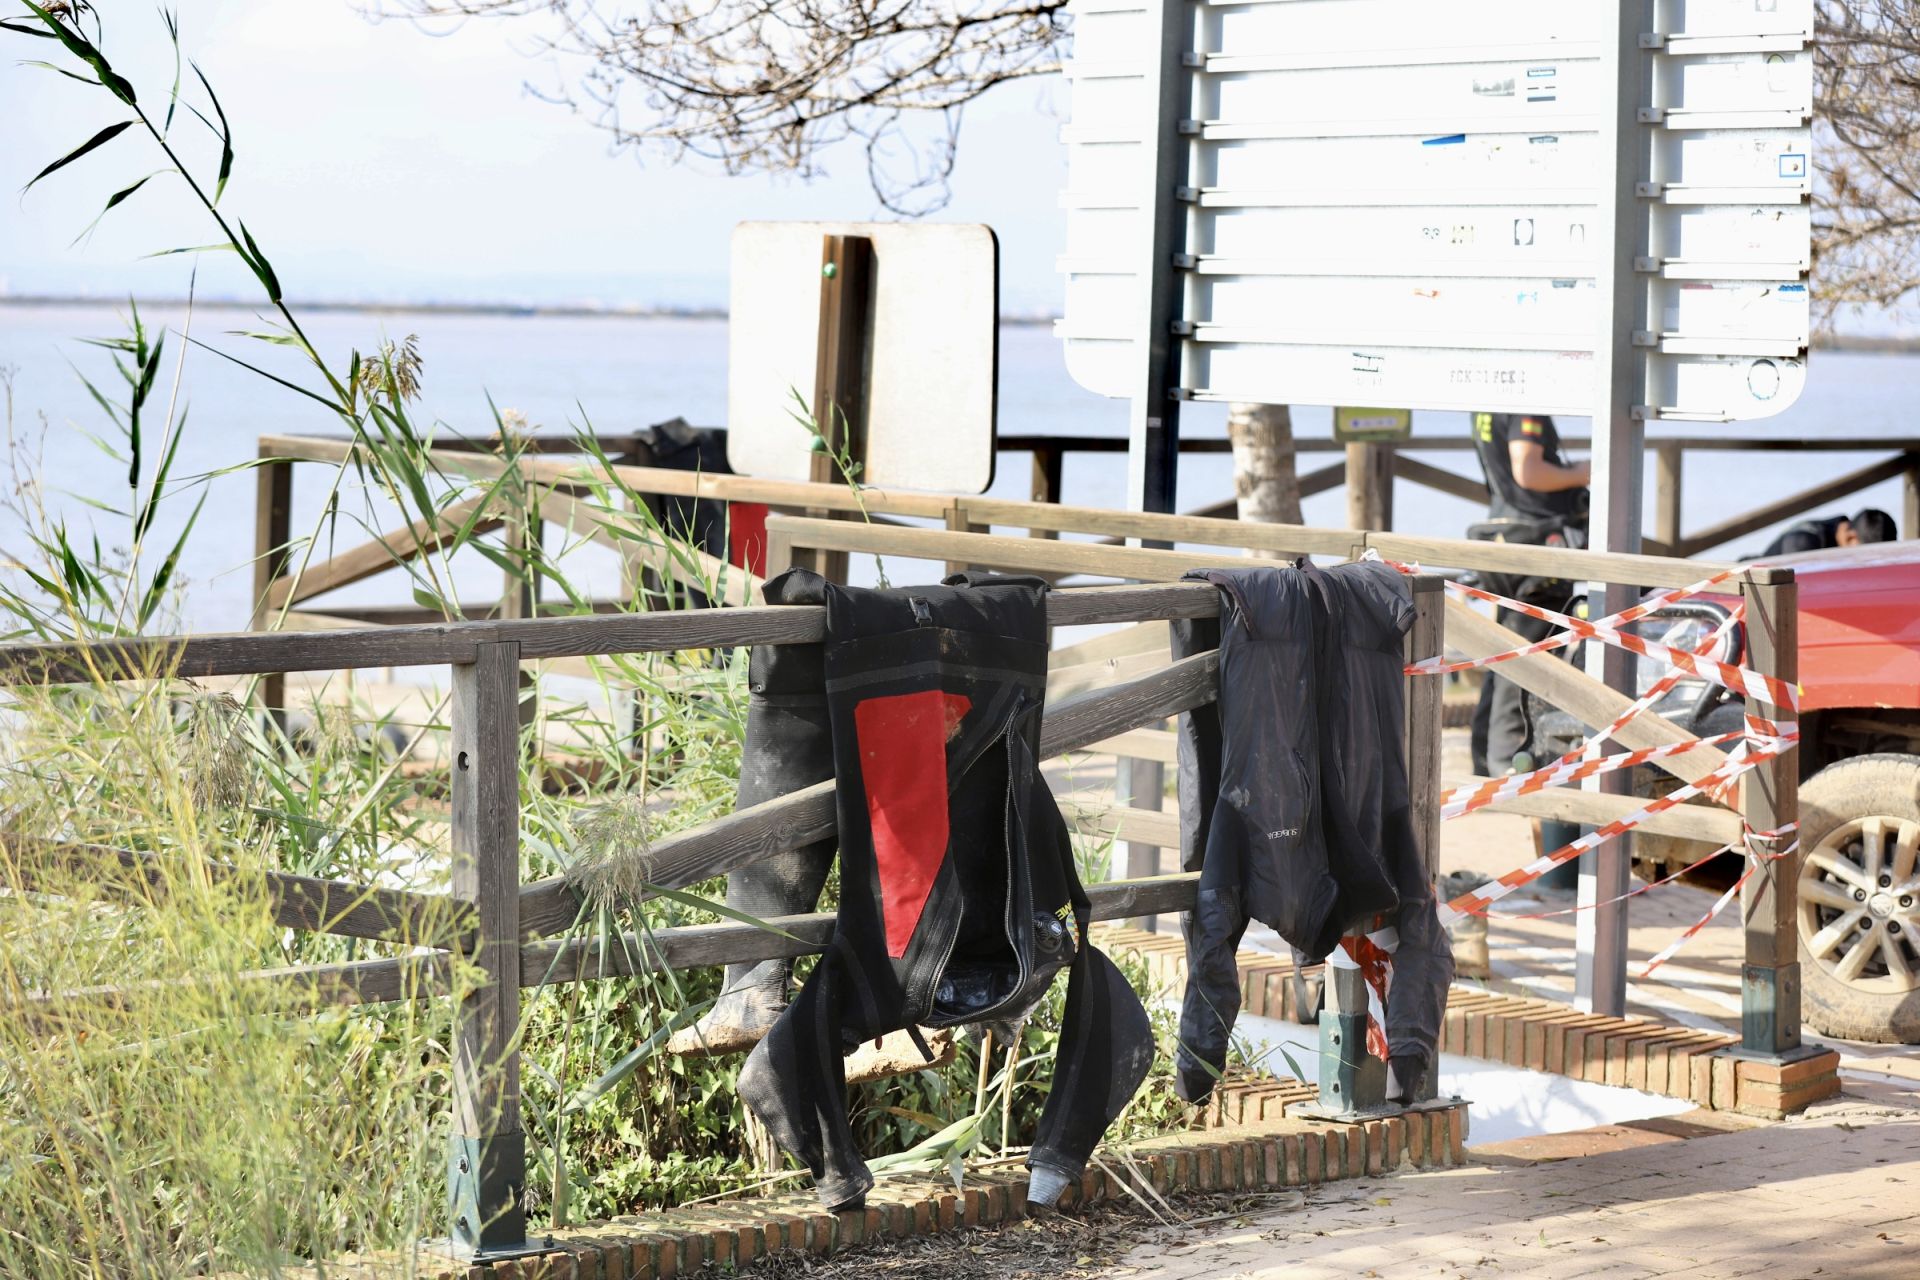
[[1021, 717, 1156, 1207], [737, 943, 873, 1211], [1383, 830, 1455, 1089], [1169, 583, 1248, 1104]]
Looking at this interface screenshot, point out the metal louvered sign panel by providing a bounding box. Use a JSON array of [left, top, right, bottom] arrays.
[[1057, 0, 1812, 422]]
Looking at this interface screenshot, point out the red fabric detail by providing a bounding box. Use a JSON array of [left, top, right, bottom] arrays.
[[854, 690, 972, 958], [728, 502, 769, 576], [1517, 417, 1546, 438]]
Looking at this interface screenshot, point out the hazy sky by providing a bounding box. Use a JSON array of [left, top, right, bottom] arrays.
[[0, 3, 1072, 313]]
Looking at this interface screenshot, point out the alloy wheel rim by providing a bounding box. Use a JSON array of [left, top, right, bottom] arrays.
[[1798, 815, 1920, 995]]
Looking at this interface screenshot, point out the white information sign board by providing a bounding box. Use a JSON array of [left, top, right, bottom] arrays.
[[1058, 0, 1812, 421], [729, 221, 1000, 491]]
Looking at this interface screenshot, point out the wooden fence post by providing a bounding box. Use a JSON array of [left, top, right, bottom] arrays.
[[1739, 570, 1805, 1060], [1402, 575, 1445, 1103], [1345, 441, 1394, 532], [1653, 441, 1683, 553], [1030, 445, 1064, 540], [448, 641, 530, 1257], [251, 448, 293, 729], [1904, 454, 1919, 541], [500, 479, 539, 734]]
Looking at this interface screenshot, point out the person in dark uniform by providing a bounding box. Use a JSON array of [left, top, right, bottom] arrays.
[[1467, 412, 1591, 777], [1760, 508, 1896, 557]]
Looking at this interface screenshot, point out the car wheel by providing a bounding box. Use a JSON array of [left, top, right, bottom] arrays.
[[1796, 754, 1920, 1044]]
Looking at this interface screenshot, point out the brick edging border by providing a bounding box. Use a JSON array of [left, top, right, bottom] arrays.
[[1094, 924, 1843, 1123], [395, 1104, 1466, 1280]]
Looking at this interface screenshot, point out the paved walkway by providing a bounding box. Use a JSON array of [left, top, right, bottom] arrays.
[[1104, 1100, 1920, 1279]]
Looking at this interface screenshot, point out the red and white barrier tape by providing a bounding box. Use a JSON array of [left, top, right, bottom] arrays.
[[1382, 555, 1798, 712], [1441, 726, 1750, 821], [1329, 926, 1397, 1059], [1439, 606, 1747, 822], [1438, 726, 1798, 924], [1639, 833, 1799, 978]]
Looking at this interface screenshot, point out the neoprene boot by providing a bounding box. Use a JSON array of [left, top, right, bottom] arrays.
[[671, 571, 836, 1056]]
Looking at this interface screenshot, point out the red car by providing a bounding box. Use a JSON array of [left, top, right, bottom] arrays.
[[1533, 539, 1920, 1042], [1763, 540, 1920, 1044]]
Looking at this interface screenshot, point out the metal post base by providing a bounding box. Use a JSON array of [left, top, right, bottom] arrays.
[[1294, 1010, 1395, 1123], [441, 1131, 534, 1260], [1738, 961, 1806, 1060], [419, 1235, 556, 1266]]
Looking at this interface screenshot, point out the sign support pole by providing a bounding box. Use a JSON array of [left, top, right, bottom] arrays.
[[1116, 0, 1195, 897], [1576, 0, 1652, 1018], [1124, 0, 1193, 519], [806, 233, 874, 583]]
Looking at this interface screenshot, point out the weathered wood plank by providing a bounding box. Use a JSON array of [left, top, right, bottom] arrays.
[[953, 497, 1362, 558], [1442, 598, 1731, 787], [258, 433, 956, 520], [266, 495, 500, 609], [1367, 530, 1738, 591], [1404, 578, 1446, 883], [1047, 648, 1172, 701], [768, 515, 1254, 582], [1445, 776, 1745, 843], [534, 486, 759, 608], [1678, 453, 1913, 557], [523, 872, 1201, 986], [21, 868, 1202, 1019], [448, 641, 525, 1248], [1059, 801, 1181, 850], [6, 836, 466, 943], [517, 648, 1222, 937], [0, 581, 1221, 684]]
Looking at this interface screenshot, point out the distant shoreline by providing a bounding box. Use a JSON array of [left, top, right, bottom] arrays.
[[0, 294, 1062, 327]]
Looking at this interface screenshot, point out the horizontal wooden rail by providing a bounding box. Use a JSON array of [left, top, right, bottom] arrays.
[[8, 836, 465, 944], [1367, 530, 1742, 591], [262, 434, 957, 521], [1446, 778, 1746, 843], [530, 872, 1201, 987], [534, 485, 759, 608], [16, 872, 1205, 1017], [516, 647, 1223, 937], [266, 495, 503, 611], [766, 516, 1270, 583], [0, 581, 1220, 685], [994, 433, 1920, 455], [1060, 801, 1181, 850], [1675, 453, 1914, 557], [955, 497, 1362, 558], [1442, 599, 1732, 790]]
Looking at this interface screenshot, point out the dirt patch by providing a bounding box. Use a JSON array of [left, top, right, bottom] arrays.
[[736, 1189, 1314, 1279]]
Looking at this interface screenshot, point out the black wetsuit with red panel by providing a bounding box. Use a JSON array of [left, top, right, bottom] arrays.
[[735, 569, 1154, 1213]]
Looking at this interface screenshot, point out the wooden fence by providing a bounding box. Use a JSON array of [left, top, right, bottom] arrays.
[[0, 431, 1800, 1259], [247, 431, 1800, 1026], [0, 545, 1455, 1259]]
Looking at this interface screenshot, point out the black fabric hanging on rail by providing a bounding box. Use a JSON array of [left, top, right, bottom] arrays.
[[736, 568, 1155, 1212], [1170, 559, 1452, 1102]]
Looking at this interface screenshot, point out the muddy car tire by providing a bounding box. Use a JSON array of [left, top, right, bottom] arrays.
[[1796, 754, 1920, 1043]]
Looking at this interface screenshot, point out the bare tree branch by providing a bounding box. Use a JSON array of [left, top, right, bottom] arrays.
[[372, 0, 1070, 213], [1815, 1, 1920, 318]]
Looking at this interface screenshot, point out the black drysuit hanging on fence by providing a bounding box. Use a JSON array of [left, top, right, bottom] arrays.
[[736, 569, 1155, 1212], [1170, 560, 1452, 1102]]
